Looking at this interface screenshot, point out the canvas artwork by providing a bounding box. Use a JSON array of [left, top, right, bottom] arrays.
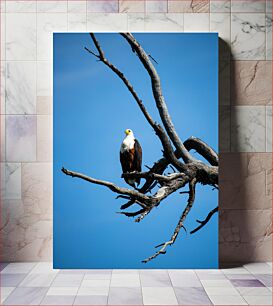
[[53, 33, 218, 269]]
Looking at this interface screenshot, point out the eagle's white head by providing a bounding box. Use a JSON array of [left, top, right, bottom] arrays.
[[124, 129, 134, 138]]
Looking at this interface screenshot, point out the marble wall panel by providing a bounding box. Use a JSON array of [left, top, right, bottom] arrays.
[[87, 0, 118, 13], [231, 106, 266, 152], [6, 61, 36, 114], [231, 61, 272, 106], [6, 115, 36, 162], [231, 13, 266, 60], [168, 0, 209, 13], [119, 0, 145, 13], [6, 12, 36, 60]]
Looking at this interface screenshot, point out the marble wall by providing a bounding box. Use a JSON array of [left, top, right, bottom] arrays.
[[0, 0, 272, 263]]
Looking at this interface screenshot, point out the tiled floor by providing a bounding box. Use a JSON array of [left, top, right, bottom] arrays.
[[0, 262, 272, 305]]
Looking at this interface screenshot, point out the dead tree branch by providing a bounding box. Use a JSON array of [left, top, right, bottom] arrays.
[[120, 33, 195, 165], [190, 206, 219, 234], [142, 179, 197, 263]]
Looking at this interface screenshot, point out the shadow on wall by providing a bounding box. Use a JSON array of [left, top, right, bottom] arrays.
[[218, 38, 272, 267]]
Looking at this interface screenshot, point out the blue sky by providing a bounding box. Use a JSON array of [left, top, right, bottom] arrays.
[[53, 33, 218, 269]]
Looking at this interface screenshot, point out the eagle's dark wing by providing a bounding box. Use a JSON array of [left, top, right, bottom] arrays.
[[133, 139, 142, 185]]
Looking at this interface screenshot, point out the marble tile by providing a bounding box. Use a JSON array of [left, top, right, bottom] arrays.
[[144, 13, 183, 32], [266, 106, 272, 152], [37, 61, 51, 97], [210, 0, 231, 12], [37, 1, 67, 13], [77, 286, 109, 295], [201, 279, 234, 287], [30, 263, 58, 274], [237, 286, 272, 295], [219, 106, 230, 152], [0, 263, 9, 271], [74, 295, 108, 305], [140, 271, 172, 287], [37, 115, 52, 162], [108, 287, 143, 305], [231, 0, 266, 13], [1, 13, 6, 60], [6, 13, 36, 61], [169, 272, 202, 287], [87, 0, 118, 13], [225, 274, 256, 280], [112, 269, 139, 274], [110, 274, 140, 287], [184, 13, 209, 32], [1, 273, 27, 286], [210, 13, 231, 47], [168, 0, 209, 13], [142, 287, 178, 305], [51, 274, 83, 287], [6, 115, 36, 162], [243, 294, 272, 305], [195, 270, 227, 280], [59, 269, 91, 274], [231, 61, 272, 105], [1, 287, 15, 304], [41, 295, 75, 305], [174, 287, 212, 305], [119, 0, 144, 13], [231, 279, 265, 287], [6, 61, 36, 114], [3, 163, 21, 199], [3, 287, 48, 305], [220, 153, 272, 209], [254, 274, 273, 287], [46, 286, 78, 295], [68, 1, 86, 13], [1, 262, 36, 274], [231, 106, 266, 152], [6, 1, 36, 12], [244, 262, 272, 274], [231, 13, 266, 60], [37, 13, 67, 60], [21, 169, 52, 212], [208, 294, 247, 305], [68, 13, 87, 31], [37, 96, 52, 115], [84, 273, 111, 280], [204, 286, 240, 296], [266, 14, 272, 60], [219, 209, 272, 262], [146, 0, 167, 13], [82, 279, 110, 287], [19, 273, 56, 287], [222, 267, 254, 275], [86, 13, 127, 31]]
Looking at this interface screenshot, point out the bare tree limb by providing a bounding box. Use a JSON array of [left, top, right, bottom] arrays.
[[190, 206, 219, 234], [86, 34, 187, 172], [120, 33, 195, 164], [184, 136, 218, 166], [61, 167, 150, 204], [142, 178, 197, 263]]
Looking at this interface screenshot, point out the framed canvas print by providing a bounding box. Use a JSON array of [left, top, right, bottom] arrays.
[[53, 33, 218, 268]]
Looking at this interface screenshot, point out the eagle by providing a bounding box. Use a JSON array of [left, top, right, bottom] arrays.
[[120, 129, 142, 188]]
